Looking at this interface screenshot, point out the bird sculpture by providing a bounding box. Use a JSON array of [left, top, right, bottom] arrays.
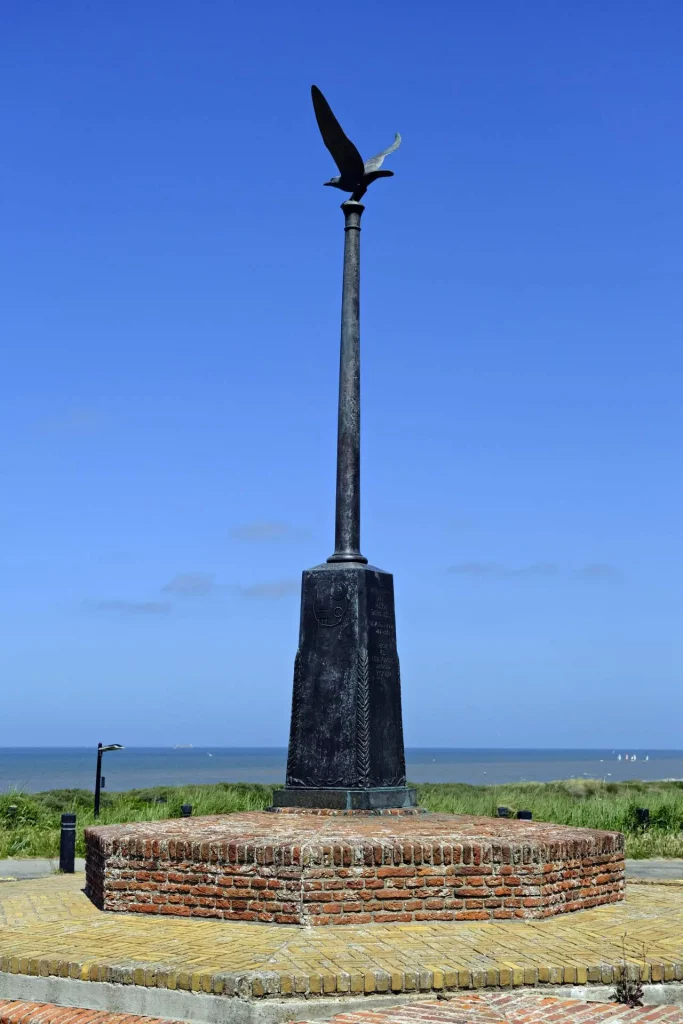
[[311, 85, 401, 202]]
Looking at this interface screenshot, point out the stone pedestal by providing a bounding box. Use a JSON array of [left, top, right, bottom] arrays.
[[279, 562, 416, 809], [272, 787, 416, 810]]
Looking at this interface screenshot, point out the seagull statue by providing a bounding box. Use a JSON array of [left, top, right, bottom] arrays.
[[311, 85, 401, 202]]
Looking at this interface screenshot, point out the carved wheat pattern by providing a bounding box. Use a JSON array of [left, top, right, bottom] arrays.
[[356, 649, 371, 787], [395, 659, 407, 785], [286, 651, 303, 783]]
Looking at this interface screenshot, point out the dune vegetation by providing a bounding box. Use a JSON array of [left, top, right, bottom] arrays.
[[2, 778, 683, 860]]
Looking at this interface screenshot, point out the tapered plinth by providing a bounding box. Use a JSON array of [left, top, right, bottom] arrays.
[[279, 562, 415, 809]]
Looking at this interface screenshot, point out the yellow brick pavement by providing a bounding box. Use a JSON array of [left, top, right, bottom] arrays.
[[0, 876, 681, 999]]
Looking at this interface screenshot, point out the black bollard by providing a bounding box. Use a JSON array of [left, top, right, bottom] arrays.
[[516, 809, 533, 820], [636, 807, 650, 828], [181, 804, 192, 817], [497, 807, 510, 818], [59, 813, 76, 873]]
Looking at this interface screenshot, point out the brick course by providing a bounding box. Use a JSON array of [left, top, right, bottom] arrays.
[[85, 812, 624, 925]]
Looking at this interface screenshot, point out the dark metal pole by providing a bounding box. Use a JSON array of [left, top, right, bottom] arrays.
[[59, 813, 76, 873], [328, 200, 368, 564], [94, 743, 103, 817]]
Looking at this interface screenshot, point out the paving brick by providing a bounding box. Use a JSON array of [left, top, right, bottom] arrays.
[[0, 875, 680, 1001], [294, 995, 683, 1024], [0, 1002, 180, 1024]]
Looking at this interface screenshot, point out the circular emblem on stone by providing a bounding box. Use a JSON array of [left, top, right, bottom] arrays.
[[314, 581, 349, 627]]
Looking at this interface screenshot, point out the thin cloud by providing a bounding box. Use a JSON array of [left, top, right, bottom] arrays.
[[449, 562, 560, 579], [236, 579, 299, 599], [231, 521, 306, 541], [96, 600, 171, 616], [162, 572, 217, 597], [575, 563, 624, 583]]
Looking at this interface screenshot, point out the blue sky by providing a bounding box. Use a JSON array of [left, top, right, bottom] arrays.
[[2, 1, 682, 748]]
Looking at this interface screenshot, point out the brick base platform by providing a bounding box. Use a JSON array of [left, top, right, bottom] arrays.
[[85, 812, 625, 925]]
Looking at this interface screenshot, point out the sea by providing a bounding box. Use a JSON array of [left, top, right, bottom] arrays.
[[0, 748, 681, 794]]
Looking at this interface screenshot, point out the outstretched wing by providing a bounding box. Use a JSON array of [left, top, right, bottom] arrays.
[[364, 132, 401, 173], [311, 86, 364, 180]]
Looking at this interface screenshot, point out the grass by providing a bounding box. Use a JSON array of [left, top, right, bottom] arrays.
[[0, 783, 271, 858], [418, 779, 683, 857], [2, 778, 683, 859]]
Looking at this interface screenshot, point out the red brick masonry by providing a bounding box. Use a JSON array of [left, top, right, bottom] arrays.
[[85, 812, 625, 925], [295, 995, 683, 1024], [2, 996, 682, 1024], [0, 1002, 179, 1024]]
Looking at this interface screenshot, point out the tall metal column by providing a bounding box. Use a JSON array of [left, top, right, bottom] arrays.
[[328, 200, 367, 565]]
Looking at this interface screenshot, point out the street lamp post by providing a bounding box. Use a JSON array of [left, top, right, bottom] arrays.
[[94, 742, 124, 817]]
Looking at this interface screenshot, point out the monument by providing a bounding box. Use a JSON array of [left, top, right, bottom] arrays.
[[85, 87, 625, 926], [272, 86, 414, 811]]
